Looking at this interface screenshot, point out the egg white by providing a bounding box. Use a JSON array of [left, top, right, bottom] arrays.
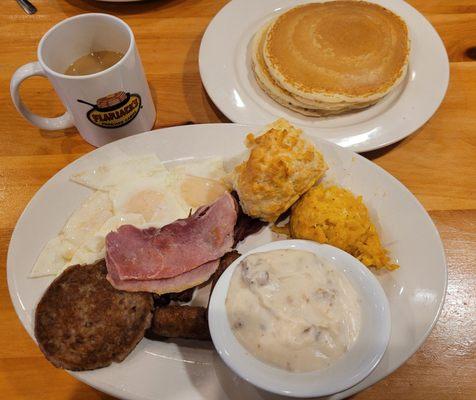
[[71, 154, 166, 191], [171, 157, 227, 181], [30, 191, 113, 277]]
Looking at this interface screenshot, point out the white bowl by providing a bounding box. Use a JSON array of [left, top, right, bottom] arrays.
[[208, 239, 391, 398]]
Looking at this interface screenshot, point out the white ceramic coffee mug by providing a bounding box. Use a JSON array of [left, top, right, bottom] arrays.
[[10, 13, 156, 147]]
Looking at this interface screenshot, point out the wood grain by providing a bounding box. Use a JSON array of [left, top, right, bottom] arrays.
[[1, 1, 475, 399]]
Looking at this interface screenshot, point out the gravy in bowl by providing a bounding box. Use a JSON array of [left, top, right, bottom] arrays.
[[226, 249, 361, 372]]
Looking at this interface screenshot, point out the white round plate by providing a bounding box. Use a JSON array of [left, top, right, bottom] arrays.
[[199, 0, 449, 153], [8, 124, 447, 400]]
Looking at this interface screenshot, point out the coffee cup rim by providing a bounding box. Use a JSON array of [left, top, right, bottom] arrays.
[[37, 13, 134, 80]]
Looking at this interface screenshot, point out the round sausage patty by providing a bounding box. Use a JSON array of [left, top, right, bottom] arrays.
[[35, 260, 153, 371]]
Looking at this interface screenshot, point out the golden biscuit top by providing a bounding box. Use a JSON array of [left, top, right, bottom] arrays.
[[232, 119, 327, 222]]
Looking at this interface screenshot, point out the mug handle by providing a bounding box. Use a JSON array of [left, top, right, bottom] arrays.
[[10, 62, 74, 130]]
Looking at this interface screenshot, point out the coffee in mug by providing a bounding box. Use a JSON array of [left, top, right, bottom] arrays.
[[65, 51, 124, 76], [10, 13, 156, 147]]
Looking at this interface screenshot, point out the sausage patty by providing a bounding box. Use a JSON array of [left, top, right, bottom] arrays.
[[34, 260, 153, 371]]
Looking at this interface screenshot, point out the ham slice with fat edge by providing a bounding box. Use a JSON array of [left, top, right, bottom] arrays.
[[106, 259, 219, 295], [105, 192, 237, 281]]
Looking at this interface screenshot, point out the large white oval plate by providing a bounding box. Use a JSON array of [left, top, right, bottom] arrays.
[[199, 0, 449, 153], [7, 124, 447, 400]]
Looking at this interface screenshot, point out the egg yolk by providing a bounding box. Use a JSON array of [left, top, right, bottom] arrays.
[[180, 176, 227, 209]]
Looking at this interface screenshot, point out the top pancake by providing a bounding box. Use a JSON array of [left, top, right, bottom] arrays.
[[263, 1, 410, 102]]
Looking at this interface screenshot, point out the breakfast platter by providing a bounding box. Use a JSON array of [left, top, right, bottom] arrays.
[[199, 0, 449, 152], [7, 123, 447, 400], [5, 0, 455, 397]]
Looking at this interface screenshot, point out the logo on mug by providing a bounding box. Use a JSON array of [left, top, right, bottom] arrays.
[[78, 91, 142, 129]]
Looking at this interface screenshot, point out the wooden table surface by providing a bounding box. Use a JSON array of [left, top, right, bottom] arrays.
[[1, 0, 475, 399]]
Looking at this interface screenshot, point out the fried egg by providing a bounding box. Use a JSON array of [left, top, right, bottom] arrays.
[[109, 175, 189, 226], [177, 174, 228, 210], [171, 157, 229, 211], [30, 155, 231, 278]]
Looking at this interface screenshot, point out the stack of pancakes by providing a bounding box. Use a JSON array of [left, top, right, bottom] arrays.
[[251, 1, 410, 116]]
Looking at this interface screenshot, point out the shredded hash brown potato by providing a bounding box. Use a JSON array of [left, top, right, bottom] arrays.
[[290, 185, 398, 270]]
